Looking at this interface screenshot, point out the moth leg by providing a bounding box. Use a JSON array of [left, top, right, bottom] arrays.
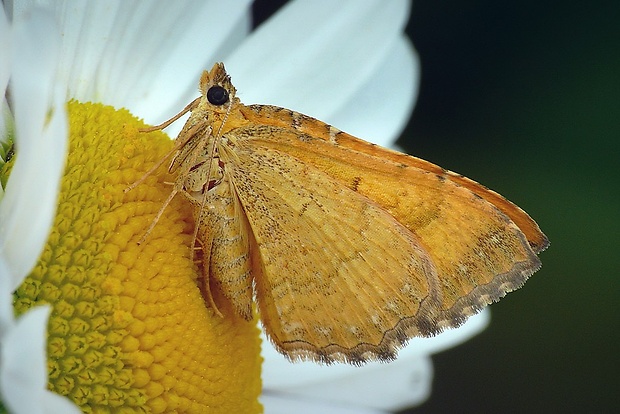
[[131, 142, 205, 245], [124, 97, 203, 194], [124, 149, 176, 194], [124, 131, 193, 194]]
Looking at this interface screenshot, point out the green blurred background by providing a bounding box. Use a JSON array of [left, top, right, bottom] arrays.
[[400, 1, 619, 412], [254, 1, 618, 412]]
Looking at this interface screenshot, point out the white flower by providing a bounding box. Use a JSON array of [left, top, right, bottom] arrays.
[[0, 1, 489, 412], [0, 6, 79, 413]]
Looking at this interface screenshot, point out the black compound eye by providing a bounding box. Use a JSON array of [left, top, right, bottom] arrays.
[[206, 85, 229, 105]]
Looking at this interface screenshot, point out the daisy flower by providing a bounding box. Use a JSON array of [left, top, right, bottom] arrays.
[[0, 1, 489, 413], [0, 5, 81, 414]]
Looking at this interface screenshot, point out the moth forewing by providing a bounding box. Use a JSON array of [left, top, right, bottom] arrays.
[[125, 62, 547, 364]]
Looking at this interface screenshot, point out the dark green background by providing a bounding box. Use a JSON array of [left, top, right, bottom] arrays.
[[254, 1, 619, 412], [401, 1, 619, 413]]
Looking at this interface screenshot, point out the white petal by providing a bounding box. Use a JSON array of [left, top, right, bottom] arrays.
[[0, 306, 80, 414], [262, 391, 389, 414], [10, 1, 253, 121], [227, 0, 412, 125], [262, 311, 489, 410], [39, 390, 83, 414], [0, 6, 11, 114], [1, 4, 12, 199], [0, 8, 67, 292], [121, 0, 254, 122], [327, 36, 420, 147], [0, 99, 11, 161], [262, 356, 432, 413], [0, 306, 49, 414], [0, 257, 15, 335]]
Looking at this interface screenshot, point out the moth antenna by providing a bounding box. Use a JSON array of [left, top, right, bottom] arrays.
[[214, 97, 234, 139], [140, 96, 201, 132]]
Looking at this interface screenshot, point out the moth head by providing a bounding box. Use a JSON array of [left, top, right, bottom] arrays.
[[200, 62, 237, 108]]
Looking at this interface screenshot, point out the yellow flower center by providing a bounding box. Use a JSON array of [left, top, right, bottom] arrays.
[[10, 101, 262, 413]]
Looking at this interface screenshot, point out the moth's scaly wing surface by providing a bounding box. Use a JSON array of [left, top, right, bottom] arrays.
[[240, 105, 549, 253], [228, 116, 541, 340], [225, 139, 441, 363]]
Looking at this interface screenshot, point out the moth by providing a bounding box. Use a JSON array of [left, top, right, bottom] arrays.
[[126, 63, 548, 364]]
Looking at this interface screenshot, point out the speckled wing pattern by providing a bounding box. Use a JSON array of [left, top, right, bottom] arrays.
[[218, 111, 546, 363], [147, 63, 548, 364]]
